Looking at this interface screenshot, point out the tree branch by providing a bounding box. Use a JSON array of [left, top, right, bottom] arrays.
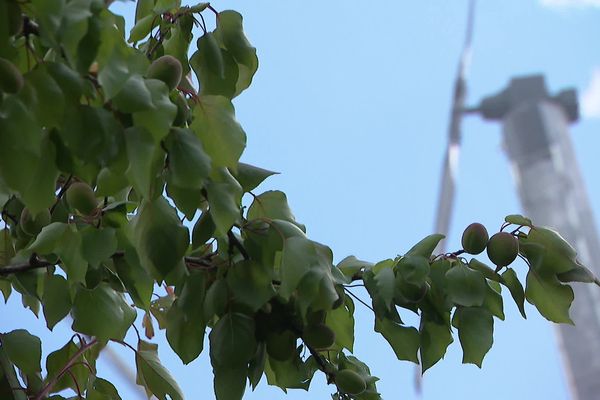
[[0, 252, 219, 276], [33, 338, 98, 400]]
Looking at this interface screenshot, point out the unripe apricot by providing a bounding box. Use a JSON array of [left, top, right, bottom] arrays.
[[147, 55, 182, 91], [461, 223, 489, 255], [66, 182, 98, 215], [487, 232, 519, 267], [335, 369, 367, 395], [303, 323, 335, 350], [0, 57, 24, 94], [266, 330, 296, 362], [19, 208, 51, 236]]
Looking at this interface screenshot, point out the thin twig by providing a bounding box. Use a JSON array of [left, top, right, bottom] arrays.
[[33, 338, 98, 400], [343, 287, 374, 312]]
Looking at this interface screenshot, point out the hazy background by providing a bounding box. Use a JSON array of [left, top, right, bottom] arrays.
[[4, 0, 600, 399]]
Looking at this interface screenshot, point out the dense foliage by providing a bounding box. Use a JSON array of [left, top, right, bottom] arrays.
[[0, 1, 598, 399]]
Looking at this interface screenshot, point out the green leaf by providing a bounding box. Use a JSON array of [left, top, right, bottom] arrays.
[[227, 260, 275, 311], [0, 229, 15, 268], [203, 279, 228, 320], [166, 272, 206, 364], [125, 127, 164, 198], [80, 227, 118, 267], [279, 236, 320, 300], [26, 66, 65, 128], [397, 255, 430, 286], [209, 312, 257, 367], [326, 297, 355, 352], [206, 168, 243, 237], [136, 344, 184, 400], [445, 262, 486, 307], [505, 214, 532, 227], [521, 227, 580, 275], [154, 0, 179, 14], [191, 33, 238, 98], [557, 263, 600, 285], [482, 281, 505, 320], [500, 268, 526, 318], [166, 183, 203, 220], [419, 319, 453, 373], [133, 197, 189, 280], [234, 163, 278, 193], [1, 330, 41, 374], [215, 10, 258, 96], [129, 14, 156, 43], [213, 365, 247, 400], [468, 258, 502, 282], [72, 283, 136, 340], [373, 267, 395, 311], [42, 274, 72, 330], [247, 191, 302, 229], [89, 377, 122, 400], [191, 95, 246, 170], [46, 340, 91, 394], [192, 212, 215, 249], [165, 128, 212, 189], [0, 101, 58, 214], [113, 233, 154, 310], [97, 30, 148, 99], [112, 75, 154, 113], [28, 222, 67, 255], [61, 105, 122, 166], [133, 79, 178, 142], [336, 256, 374, 277], [374, 318, 419, 363], [54, 225, 87, 284], [525, 269, 574, 324], [405, 234, 445, 258], [455, 307, 494, 368], [135, 0, 155, 22], [0, 279, 11, 303]]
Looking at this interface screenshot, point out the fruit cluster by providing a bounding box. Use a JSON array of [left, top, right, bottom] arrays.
[[461, 222, 519, 268]]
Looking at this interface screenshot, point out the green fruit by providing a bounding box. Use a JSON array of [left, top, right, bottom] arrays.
[[147, 55, 182, 90], [0, 57, 24, 94], [461, 222, 489, 255], [266, 330, 296, 362], [66, 182, 98, 215], [19, 208, 51, 236], [487, 232, 519, 267], [335, 369, 367, 395], [302, 323, 335, 350]]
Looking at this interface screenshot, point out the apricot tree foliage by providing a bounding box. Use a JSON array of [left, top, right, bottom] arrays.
[[0, 1, 598, 399]]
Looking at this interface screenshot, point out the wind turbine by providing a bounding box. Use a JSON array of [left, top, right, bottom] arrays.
[[432, 0, 477, 255], [430, 1, 600, 398]]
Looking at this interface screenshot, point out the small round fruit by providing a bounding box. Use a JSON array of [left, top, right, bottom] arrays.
[[266, 330, 296, 362], [461, 222, 489, 255], [66, 182, 98, 215], [146, 55, 182, 91], [335, 369, 367, 395], [19, 208, 51, 236], [487, 232, 519, 267], [0, 57, 24, 94], [302, 323, 335, 350]]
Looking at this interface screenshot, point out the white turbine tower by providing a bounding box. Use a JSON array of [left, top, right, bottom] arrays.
[[431, 3, 600, 399]]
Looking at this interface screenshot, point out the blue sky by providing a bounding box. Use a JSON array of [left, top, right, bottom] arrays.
[[3, 1, 600, 399]]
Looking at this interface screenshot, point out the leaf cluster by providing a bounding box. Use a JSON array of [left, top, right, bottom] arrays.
[[0, 1, 598, 400]]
